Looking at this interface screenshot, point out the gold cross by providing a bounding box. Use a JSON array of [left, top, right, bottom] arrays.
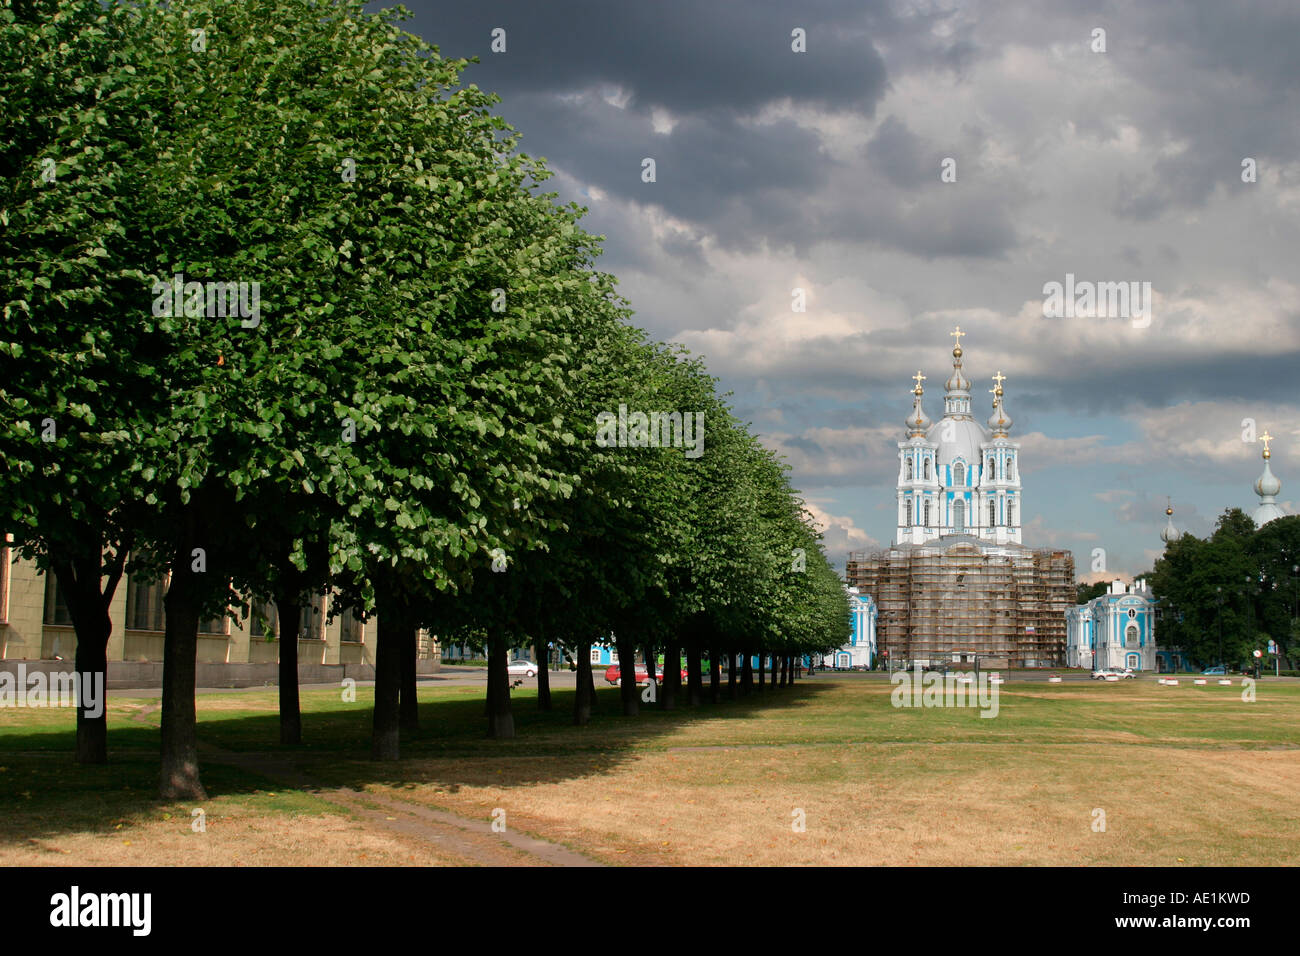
[[992, 371, 1006, 389], [912, 370, 926, 392], [1261, 430, 1273, 455], [950, 326, 965, 347]]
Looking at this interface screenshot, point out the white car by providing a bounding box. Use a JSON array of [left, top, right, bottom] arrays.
[[1092, 668, 1135, 680], [507, 659, 538, 678]]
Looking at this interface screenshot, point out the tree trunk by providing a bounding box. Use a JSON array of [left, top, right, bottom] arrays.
[[535, 634, 552, 712], [660, 639, 679, 711], [399, 625, 419, 731], [574, 642, 593, 726], [73, 618, 109, 763], [727, 649, 738, 699], [54, 546, 123, 765], [756, 650, 765, 692], [708, 642, 720, 704], [370, 591, 405, 761], [487, 635, 515, 738], [616, 634, 639, 716], [685, 639, 703, 707], [277, 595, 302, 745], [159, 514, 207, 800], [741, 648, 754, 696]]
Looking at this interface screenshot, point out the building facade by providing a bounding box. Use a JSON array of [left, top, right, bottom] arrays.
[[822, 589, 877, 669], [0, 538, 440, 679], [1066, 579, 1157, 671], [847, 329, 1074, 668]]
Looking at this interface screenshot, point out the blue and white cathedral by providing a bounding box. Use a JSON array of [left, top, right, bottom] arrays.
[[896, 327, 1022, 546]]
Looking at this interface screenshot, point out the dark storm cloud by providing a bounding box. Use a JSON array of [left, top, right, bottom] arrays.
[[867, 116, 929, 190], [397, 0, 891, 113]]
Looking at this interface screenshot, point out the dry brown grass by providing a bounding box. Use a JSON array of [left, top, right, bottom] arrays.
[[0, 798, 464, 866]]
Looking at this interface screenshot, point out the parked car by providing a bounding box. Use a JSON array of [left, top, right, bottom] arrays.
[[1201, 665, 1226, 676], [604, 664, 649, 686], [1092, 668, 1135, 680], [604, 664, 687, 686], [507, 659, 538, 678]]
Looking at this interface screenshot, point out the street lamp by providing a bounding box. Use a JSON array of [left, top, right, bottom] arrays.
[[1215, 586, 1224, 668]]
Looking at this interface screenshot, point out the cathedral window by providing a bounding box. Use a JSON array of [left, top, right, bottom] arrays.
[[906, 458, 913, 480], [923, 501, 931, 526], [1008, 501, 1015, 526], [905, 499, 913, 526], [923, 459, 930, 480], [989, 499, 997, 526], [954, 463, 965, 486]]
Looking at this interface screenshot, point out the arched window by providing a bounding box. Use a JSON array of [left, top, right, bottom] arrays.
[[953, 499, 966, 533], [905, 499, 913, 526], [923, 459, 930, 480], [905, 458, 913, 480], [953, 462, 965, 486], [1125, 625, 1138, 648], [1008, 500, 1015, 526], [923, 501, 931, 526], [989, 499, 997, 526]]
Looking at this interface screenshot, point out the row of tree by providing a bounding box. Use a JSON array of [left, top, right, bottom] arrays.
[[0, 0, 849, 798], [1147, 509, 1300, 669]]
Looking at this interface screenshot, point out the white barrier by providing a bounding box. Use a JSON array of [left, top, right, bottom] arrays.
[[1194, 679, 1207, 685], [1218, 679, 1232, 685]]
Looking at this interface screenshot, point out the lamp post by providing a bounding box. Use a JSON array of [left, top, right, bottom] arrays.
[[1215, 586, 1224, 668]]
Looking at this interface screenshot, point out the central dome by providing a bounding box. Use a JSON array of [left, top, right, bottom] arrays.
[[926, 416, 988, 469]]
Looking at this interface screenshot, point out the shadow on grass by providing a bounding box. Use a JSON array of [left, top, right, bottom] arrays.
[[0, 680, 830, 842]]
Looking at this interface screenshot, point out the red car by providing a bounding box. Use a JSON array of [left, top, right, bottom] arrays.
[[603, 664, 689, 686]]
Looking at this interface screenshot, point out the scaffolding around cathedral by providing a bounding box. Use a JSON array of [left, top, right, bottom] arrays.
[[846, 538, 1074, 667]]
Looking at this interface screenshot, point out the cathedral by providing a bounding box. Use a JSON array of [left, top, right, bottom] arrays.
[[896, 327, 1022, 544], [845, 329, 1075, 668]]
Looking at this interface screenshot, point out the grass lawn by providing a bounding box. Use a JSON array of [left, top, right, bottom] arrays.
[[1, 676, 1297, 865]]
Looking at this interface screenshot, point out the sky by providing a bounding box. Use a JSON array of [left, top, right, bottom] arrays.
[[392, 0, 1300, 580]]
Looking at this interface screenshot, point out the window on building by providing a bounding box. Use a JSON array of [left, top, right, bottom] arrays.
[[989, 499, 997, 527], [1126, 625, 1138, 648], [340, 604, 364, 643], [590, 648, 602, 664], [125, 575, 166, 631], [905, 458, 913, 480], [905, 499, 913, 526], [299, 596, 324, 641], [953, 499, 965, 533], [923, 501, 931, 526], [954, 463, 965, 486], [43, 572, 74, 626], [923, 459, 930, 480], [1008, 500, 1015, 526], [249, 601, 277, 638]]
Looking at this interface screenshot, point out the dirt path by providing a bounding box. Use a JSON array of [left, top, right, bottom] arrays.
[[199, 745, 602, 867]]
